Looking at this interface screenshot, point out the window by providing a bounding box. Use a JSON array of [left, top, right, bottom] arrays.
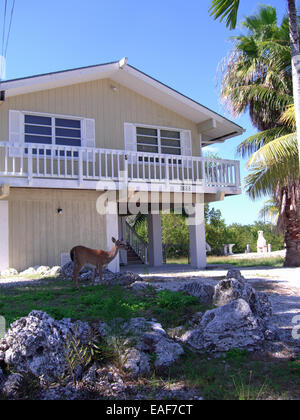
[[9, 110, 95, 159], [24, 114, 82, 147], [136, 126, 181, 156], [23, 114, 82, 157], [135, 126, 182, 164], [160, 130, 181, 155]]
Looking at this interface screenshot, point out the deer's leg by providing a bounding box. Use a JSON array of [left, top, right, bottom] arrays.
[[99, 265, 103, 283], [92, 266, 98, 286], [73, 263, 82, 291]]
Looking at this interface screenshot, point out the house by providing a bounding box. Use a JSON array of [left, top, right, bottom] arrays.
[[0, 58, 244, 273]]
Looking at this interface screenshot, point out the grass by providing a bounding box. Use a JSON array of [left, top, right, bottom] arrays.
[[0, 278, 208, 329], [167, 349, 300, 400], [166, 255, 284, 268], [166, 257, 189, 265], [207, 256, 284, 267]]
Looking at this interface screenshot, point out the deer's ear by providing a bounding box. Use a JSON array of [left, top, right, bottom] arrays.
[[112, 237, 116, 243]]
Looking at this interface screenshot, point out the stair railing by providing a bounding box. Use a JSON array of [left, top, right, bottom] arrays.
[[125, 221, 148, 264]]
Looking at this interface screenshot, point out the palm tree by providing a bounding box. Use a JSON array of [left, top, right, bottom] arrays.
[[259, 199, 279, 227], [219, 5, 292, 131], [218, 5, 300, 266], [209, 0, 300, 169], [243, 105, 300, 266]]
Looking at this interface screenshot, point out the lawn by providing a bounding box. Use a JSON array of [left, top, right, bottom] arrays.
[[166, 255, 284, 268], [167, 349, 300, 400], [0, 278, 208, 329], [206, 255, 284, 268]]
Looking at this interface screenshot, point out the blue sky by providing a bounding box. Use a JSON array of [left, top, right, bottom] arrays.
[[0, 0, 295, 224]]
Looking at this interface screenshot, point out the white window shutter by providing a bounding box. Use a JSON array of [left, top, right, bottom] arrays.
[[181, 130, 192, 168], [9, 110, 24, 157], [124, 123, 137, 163], [81, 118, 95, 161], [181, 130, 192, 156]]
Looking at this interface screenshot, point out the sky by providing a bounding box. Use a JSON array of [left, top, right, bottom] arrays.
[[0, 0, 296, 225]]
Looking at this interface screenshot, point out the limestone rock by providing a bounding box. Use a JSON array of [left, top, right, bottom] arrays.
[[1, 373, 24, 399], [0, 268, 18, 278], [0, 367, 5, 388], [19, 267, 37, 276], [36, 266, 51, 276], [180, 299, 266, 353], [179, 281, 215, 305], [0, 310, 91, 382], [121, 348, 151, 377], [47, 266, 62, 277], [213, 277, 272, 319], [101, 271, 142, 286], [226, 268, 246, 283], [61, 262, 142, 286], [116, 317, 184, 377], [129, 281, 149, 293]]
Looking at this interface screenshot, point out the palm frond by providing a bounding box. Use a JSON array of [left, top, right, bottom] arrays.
[[279, 104, 296, 131], [258, 199, 279, 223], [209, 0, 240, 30], [237, 126, 291, 158], [247, 132, 298, 171], [245, 164, 284, 199]]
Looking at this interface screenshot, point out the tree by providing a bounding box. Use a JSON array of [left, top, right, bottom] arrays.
[[209, 0, 300, 170], [217, 4, 300, 266], [259, 199, 279, 227]]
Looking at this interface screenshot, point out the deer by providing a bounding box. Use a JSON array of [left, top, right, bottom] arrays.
[[70, 237, 129, 290]]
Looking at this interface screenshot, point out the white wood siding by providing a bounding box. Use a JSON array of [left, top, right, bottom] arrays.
[[8, 188, 107, 271], [0, 78, 200, 156]]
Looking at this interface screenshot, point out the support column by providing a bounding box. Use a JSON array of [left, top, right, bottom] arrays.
[[188, 199, 206, 269], [106, 213, 120, 273], [118, 216, 127, 265], [0, 200, 9, 271], [147, 213, 163, 267]]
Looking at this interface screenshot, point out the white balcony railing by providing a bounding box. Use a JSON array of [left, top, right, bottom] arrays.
[[0, 142, 241, 190]]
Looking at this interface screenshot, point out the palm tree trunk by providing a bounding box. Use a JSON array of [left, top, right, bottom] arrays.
[[283, 187, 300, 266], [288, 0, 300, 168]]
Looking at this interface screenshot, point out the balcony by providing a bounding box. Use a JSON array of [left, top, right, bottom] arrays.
[[0, 142, 241, 194]]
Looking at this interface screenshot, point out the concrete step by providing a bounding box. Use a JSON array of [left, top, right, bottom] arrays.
[[126, 246, 144, 265]]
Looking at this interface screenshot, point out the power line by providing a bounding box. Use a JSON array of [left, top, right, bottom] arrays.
[[4, 0, 15, 57], [1, 0, 8, 57]]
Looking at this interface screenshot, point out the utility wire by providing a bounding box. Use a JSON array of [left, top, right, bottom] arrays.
[[1, 0, 8, 57], [4, 0, 15, 57]]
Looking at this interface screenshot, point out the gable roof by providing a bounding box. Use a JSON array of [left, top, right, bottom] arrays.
[[0, 58, 245, 145]]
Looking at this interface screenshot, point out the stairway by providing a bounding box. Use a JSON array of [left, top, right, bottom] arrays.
[[125, 221, 148, 265], [126, 245, 144, 265]]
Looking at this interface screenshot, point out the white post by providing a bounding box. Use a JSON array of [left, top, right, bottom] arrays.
[[188, 198, 206, 269], [0, 200, 9, 271], [28, 147, 33, 186], [228, 244, 235, 255], [147, 213, 163, 267], [118, 216, 127, 265], [78, 149, 83, 187], [106, 213, 120, 273]]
